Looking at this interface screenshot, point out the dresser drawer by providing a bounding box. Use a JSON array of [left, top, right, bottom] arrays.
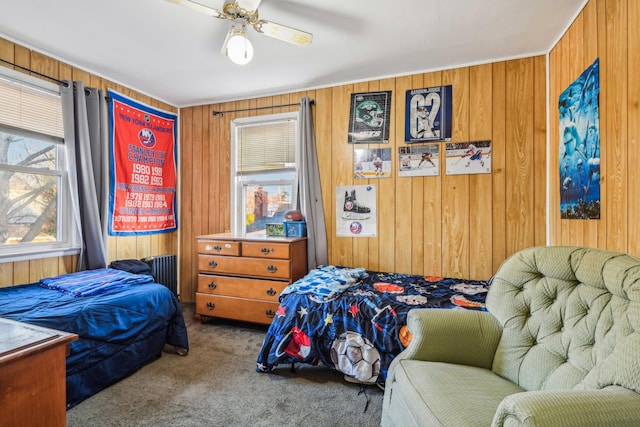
[[241, 241, 291, 259], [196, 294, 280, 325], [197, 240, 241, 256], [198, 255, 292, 280], [197, 274, 287, 301]]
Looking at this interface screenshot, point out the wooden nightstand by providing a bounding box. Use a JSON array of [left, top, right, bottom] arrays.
[[195, 233, 308, 325], [0, 318, 77, 427]]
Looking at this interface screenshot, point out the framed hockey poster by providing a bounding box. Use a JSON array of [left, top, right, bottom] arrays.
[[348, 91, 392, 143], [445, 141, 491, 175], [354, 147, 392, 179], [398, 144, 439, 177], [336, 185, 377, 237], [405, 85, 452, 142]]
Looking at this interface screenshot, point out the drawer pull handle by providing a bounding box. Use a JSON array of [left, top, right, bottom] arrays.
[[267, 265, 278, 273], [208, 282, 217, 290], [206, 302, 216, 311], [209, 260, 218, 268], [213, 245, 222, 251], [261, 247, 271, 254], [265, 309, 276, 318], [266, 288, 277, 296]]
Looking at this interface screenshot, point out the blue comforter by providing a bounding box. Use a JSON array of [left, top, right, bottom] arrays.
[[0, 271, 189, 408]]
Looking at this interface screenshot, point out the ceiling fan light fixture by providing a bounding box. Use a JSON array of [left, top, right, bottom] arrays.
[[223, 22, 254, 65]]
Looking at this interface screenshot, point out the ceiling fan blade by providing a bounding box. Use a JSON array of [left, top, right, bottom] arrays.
[[165, 0, 226, 19], [253, 20, 313, 46]]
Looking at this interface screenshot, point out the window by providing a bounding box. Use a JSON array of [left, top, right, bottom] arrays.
[[230, 112, 299, 236], [0, 67, 77, 261]]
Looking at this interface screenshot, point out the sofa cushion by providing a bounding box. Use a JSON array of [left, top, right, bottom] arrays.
[[389, 360, 524, 426], [487, 246, 640, 393], [577, 253, 640, 393]]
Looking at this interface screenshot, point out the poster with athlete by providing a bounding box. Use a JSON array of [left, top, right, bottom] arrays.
[[354, 147, 392, 179], [348, 91, 392, 143], [558, 58, 600, 219], [398, 144, 439, 177], [445, 141, 491, 175], [405, 85, 452, 143]]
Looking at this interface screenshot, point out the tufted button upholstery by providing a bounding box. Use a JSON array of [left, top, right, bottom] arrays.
[[381, 246, 640, 427], [487, 246, 640, 394]]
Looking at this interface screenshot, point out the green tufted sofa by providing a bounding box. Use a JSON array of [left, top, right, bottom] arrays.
[[381, 246, 640, 426]]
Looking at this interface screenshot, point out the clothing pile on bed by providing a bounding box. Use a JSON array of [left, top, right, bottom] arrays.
[[279, 265, 368, 302], [40, 268, 154, 297]]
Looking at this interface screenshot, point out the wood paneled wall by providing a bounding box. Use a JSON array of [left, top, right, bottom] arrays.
[[0, 37, 178, 287], [549, 0, 640, 256], [3, 0, 637, 306], [179, 57, 547, 303]]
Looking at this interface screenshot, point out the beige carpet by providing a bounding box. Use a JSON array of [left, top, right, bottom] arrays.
[[66, 303, 383, 427]]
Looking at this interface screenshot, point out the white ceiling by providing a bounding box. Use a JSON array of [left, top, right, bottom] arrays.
[[0, 0, 586, 108]]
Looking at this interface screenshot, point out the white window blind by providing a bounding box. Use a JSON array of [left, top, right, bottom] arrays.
[[0, 73, 64, 139], [237, 118, 296, 173]]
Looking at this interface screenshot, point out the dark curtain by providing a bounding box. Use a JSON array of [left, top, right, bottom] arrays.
[[60, 81, 108, 270], [298, 97, 327, 269]]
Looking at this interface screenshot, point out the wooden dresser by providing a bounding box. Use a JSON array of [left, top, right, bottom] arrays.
[[0, 318, 77, 427], [195, 233, 308, 325]]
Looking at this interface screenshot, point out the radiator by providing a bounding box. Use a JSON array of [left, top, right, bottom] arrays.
[[142, 255, 178, 298]]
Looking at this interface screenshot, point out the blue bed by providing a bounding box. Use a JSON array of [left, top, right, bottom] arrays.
[[256, 266, 488, 387], [0, 268, 189, 408]]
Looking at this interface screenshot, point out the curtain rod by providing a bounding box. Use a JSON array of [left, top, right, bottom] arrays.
[[212, 99, 314, 116], [0, 58, 63, 85]]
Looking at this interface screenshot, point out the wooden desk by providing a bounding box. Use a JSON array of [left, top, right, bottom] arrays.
[[0, 318, 78, 427]]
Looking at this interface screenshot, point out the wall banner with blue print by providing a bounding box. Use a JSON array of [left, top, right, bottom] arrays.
[[107, 89, 178, 235], [558, 58, 600, 219], [405, 85, 452, 143]]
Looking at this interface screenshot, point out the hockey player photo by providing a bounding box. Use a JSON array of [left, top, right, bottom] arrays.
[[353, 148, 392, 179], [405, 85, 452, 143], [418, 151, 435, 168], [336, 185, 377, 237], [397, 144, 440, 177], [445, 140, 492, 175]]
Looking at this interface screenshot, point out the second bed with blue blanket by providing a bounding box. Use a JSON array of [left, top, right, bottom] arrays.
[[0, 268, 189, 408], [256, 266, 488, 387]]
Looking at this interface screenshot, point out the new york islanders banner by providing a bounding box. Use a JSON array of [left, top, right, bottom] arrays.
[[107, 90, 178, 235]]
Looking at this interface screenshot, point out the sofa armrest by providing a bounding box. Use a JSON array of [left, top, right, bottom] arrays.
[[493, 388, 640, 426], [384, 308, 501, 394], [398, 308, 502, 368]]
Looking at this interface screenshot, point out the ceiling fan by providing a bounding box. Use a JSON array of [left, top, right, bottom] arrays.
[[166, 0, 313, 64]]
